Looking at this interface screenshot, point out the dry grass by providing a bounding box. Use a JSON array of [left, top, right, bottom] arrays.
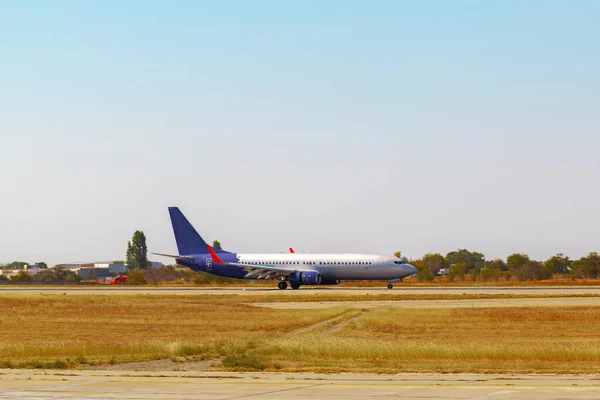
[[0, 294, 344, 367], [254, 307, 600, 373], [2, 294, 600, 373]]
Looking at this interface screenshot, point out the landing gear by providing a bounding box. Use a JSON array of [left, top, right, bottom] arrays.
[[290, 283, 300, 290], [387, 283, 393, 289], [278, 281, 288, 290]]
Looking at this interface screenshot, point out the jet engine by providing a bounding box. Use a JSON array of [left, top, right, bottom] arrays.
[[289, 271, 322, 287], [301, 271, 322, 285]]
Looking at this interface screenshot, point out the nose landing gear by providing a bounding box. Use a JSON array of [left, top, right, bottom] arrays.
[[387, 283, 393, 289]]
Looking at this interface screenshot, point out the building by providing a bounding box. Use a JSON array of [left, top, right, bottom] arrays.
[[59, 263, 126, 279], [149, 261, 164, 269]]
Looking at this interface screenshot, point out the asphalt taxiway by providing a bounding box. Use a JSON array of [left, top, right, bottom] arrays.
[[1, 370, 599, 399]]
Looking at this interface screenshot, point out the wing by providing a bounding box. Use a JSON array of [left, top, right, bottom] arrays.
[[206, 246, 297, 280]]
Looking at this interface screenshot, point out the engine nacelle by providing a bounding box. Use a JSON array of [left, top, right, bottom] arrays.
[[301, 271, 322, 285], [289, 271, 322, 286]]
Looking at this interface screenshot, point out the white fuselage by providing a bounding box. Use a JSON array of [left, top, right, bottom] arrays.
[[238, 253, 416, 281]]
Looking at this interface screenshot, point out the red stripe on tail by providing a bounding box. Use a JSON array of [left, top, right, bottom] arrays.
[[206, 245, 224, 264]]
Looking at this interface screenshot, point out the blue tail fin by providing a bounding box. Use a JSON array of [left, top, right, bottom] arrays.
[[168, 207, 227, 255]]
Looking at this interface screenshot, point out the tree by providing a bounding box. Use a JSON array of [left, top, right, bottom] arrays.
[[132, 231, 148, 269], [445, 249, 485, 275], [544, 253, 571, 275], [521, 260, 544, 281], [213, 240, 222, 250], [507, 253, 530, 272], [573, 252, 600, 279], [507, 253, 544, 280], [479, 265, 503, 281], [394, 251, 402, 259], [6, 261, 28, 269], [127, 231, 148, 269], [422, 253, 445, 275], [126, 241, 134, 269], [35, 262, 48, 268], [487, 259, 508, 271], [411, 259, 434, 282]]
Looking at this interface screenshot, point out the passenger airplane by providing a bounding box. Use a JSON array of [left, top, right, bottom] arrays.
[[154, 207, 417, 289]]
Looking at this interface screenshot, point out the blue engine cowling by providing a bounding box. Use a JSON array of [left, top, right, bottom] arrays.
[[289, 271, 322, 286]]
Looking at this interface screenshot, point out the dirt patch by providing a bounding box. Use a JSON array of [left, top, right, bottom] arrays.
[[88, 358, 220, 371]]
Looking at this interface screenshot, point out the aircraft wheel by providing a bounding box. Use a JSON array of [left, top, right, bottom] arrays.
[[387, 283, 393, 289], [291, 283, 300, 290], [278, 281, 288, 290]]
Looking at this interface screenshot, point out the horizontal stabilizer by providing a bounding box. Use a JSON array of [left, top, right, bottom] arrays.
[[151, 252, 195, 261]]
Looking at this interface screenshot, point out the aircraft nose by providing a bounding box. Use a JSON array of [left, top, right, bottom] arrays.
[[407, 264, 417, 274]]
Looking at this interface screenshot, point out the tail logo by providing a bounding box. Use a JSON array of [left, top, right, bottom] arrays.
[[206, 258, 213, 271]]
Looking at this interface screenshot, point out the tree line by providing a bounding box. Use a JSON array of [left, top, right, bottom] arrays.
[[403, 249, 600, 282]]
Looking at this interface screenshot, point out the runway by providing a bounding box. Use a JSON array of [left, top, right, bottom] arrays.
[[250, 296, 600, 309], [2, 285, 600, 296], [1, 370, 599, 399]]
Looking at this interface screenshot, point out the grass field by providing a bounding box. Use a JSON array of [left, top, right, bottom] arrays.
[[1, 293, 600, 373]]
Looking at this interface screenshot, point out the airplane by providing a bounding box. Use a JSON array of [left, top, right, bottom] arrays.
[[154, 207, 417, 290]]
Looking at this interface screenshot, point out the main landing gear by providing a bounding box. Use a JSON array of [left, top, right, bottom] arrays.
[[387, 283, 393, 289], [278, 281, 301, 290]]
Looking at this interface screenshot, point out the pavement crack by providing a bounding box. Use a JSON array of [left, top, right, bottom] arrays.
[[222, 383, 323, 399]]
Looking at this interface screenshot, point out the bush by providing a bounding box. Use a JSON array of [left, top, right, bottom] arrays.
[[222, 354, 265, 370], [145, 266, 180, 284], [64, 274, 81, 284], [31, 266, 80, 284], [11, 270, 32, 282], [127, 269, 147, 285], [416, 267, 434, 282], [46, 359, 68, 369]]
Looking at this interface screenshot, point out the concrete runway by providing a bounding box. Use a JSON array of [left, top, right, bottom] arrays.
[[2, 285, 600, 296], [1, 370, 600, 399], [251, 296, 600, 309]]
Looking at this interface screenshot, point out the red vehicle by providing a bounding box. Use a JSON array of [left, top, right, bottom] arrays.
[[108, 275, 127, 285]]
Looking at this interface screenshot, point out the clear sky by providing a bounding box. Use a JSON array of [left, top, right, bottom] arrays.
[[1, 1, 599, 266]]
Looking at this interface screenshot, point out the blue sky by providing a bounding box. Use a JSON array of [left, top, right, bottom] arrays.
[[1, 1, 599, 266]]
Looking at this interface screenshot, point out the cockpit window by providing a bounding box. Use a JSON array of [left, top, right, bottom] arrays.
[[394, 260, 407, 265]]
